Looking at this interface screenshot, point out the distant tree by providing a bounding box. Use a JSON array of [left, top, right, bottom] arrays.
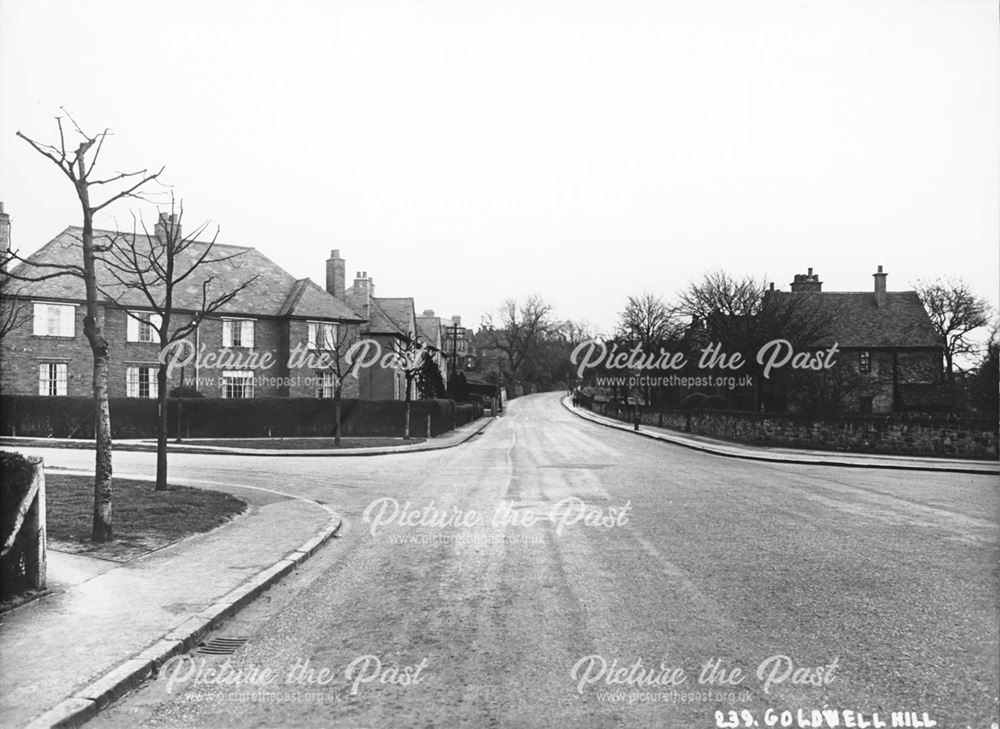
[[481, 296, 555, 393], [617, 292, 683, 348], [416, 350, 447, 399], [13, 112, 163, 541], [447, 369, 470, 402], [958, 322, 999, 419], [915, 278, 993, 382], [99, 200, 258, 490], [392, 337, 425, 439], [677, 271, 836, 410]]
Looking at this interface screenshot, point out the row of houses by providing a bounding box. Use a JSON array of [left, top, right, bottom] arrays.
[[0, 205, 470, 401]]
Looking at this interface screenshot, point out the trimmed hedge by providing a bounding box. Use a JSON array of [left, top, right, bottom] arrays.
[[0, 395, 483, 439]]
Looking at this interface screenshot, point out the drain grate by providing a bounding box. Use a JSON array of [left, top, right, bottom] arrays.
[[195, 637, 249, 656]]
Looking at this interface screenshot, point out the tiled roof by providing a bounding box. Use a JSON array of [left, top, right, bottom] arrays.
[[416, 316, 443, 347], [769, 290, 942, 349], [346, 294, 415, 338], [6, 226, 362, 322]]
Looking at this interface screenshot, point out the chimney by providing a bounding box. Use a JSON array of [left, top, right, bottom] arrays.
[[789, 268, 822, 293], [154, 212, 181, 242], [422, 309, 435, 317], [326, 249, 346, 297], [0, 202, 10, 261], [451, 315, 462, 326], [353, 271, 374, 297], [873, 265, 888, 307]]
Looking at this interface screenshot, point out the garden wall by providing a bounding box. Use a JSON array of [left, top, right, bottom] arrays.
[[593, 402, 999, 460]]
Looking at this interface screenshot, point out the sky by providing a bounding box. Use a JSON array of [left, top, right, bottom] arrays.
[[1, 0, 997, 336]]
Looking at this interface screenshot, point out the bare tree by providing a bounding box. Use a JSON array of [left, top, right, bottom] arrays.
[[14, 112, 163, 541], [392, 337, 426, 440], [677, 271, 836, 410], [915, 278, 993, 382], [617, 293, 683, 348], [0, 256, 31, 340], [314, 322, 362, 446], [98, 200, 258, 490], [481, 296, 555, 390]]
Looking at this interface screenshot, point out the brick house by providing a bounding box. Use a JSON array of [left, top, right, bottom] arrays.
[[769, 266, 947, 413], [1, 215, 367, 400], [324, 250, 417, 401]]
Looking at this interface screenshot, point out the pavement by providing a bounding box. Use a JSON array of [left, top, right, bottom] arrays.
[[563, 396, 1000, 475], [0, 415, 496, 457], [0, 417, 497, 729], [0, 472, 340, 729]]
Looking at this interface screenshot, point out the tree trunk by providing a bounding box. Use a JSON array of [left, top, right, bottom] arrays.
[[155, 365, 169, 490], [91, 346, 113, 541], [404, 398, 411, 440], [79, 198, 113, 542], [334, 384, 342, 447]]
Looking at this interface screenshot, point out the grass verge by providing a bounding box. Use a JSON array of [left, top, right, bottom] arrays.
[[179, 437, 426, 449], [46, 473, 247, 562]]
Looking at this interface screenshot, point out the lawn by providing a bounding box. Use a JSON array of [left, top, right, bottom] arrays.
[[46, 473, 247, 561]]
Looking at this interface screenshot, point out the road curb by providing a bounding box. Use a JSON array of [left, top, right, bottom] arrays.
[[562, 397, 999, 476], [2, 416, 496, 458], [23, 513, 343, 729]]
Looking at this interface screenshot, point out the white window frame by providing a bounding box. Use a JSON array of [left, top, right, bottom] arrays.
[[222, 318, 255, 348], [126, 311, 162, 343], [307, 321, 338, 350], [38, 362, 68, 396], [221, 370, 254, 398], [32, 303, 76, 337], [126, 365, 159, 398], [318, 371, 338, 398]]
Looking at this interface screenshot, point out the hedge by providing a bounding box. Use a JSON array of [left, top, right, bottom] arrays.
[[0, 395, 483, 439]]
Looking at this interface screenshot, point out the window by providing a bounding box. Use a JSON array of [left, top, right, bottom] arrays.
[[308, 321, 338, 350], [859, 350, 871, 373], [222, 370, 254, 398], [38, 362, 68, 396], [222, 319, 255, 348], [317, 371, 338, 398], [126, 311, 162, 343], [32, 303, 75, 337], [126, 366, 159, 398]]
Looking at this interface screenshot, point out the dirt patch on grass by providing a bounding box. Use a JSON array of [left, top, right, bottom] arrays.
[[46, 474, 247, 562]]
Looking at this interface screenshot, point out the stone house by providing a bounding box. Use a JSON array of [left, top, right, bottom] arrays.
[[769, 266, 947, 413], [0, 213, 367, 400]]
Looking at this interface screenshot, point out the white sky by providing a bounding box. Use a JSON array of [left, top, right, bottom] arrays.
[[1, 0, 997, 335]]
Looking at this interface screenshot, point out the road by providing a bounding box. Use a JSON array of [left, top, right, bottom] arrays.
[[33, 393, 1000, 728]]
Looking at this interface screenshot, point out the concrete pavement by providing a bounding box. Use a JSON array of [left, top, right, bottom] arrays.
[[1, 472, 340, 729], [564, 396, 1000, 475]]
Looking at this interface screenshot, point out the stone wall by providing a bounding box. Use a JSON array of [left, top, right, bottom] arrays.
[[597, 403, 999, 460]]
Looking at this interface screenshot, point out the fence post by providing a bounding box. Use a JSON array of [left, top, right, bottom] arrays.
[[27, 459, 46, 589], [426, 414, 432, 439]]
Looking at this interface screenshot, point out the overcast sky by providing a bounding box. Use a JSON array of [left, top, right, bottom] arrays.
[[1, 0, 997, 335]]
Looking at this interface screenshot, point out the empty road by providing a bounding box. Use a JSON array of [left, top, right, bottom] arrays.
[[34, 393, 1000, 728]]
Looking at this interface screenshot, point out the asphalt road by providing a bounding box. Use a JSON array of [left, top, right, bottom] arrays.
[[40, 393, 1000, 728]]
